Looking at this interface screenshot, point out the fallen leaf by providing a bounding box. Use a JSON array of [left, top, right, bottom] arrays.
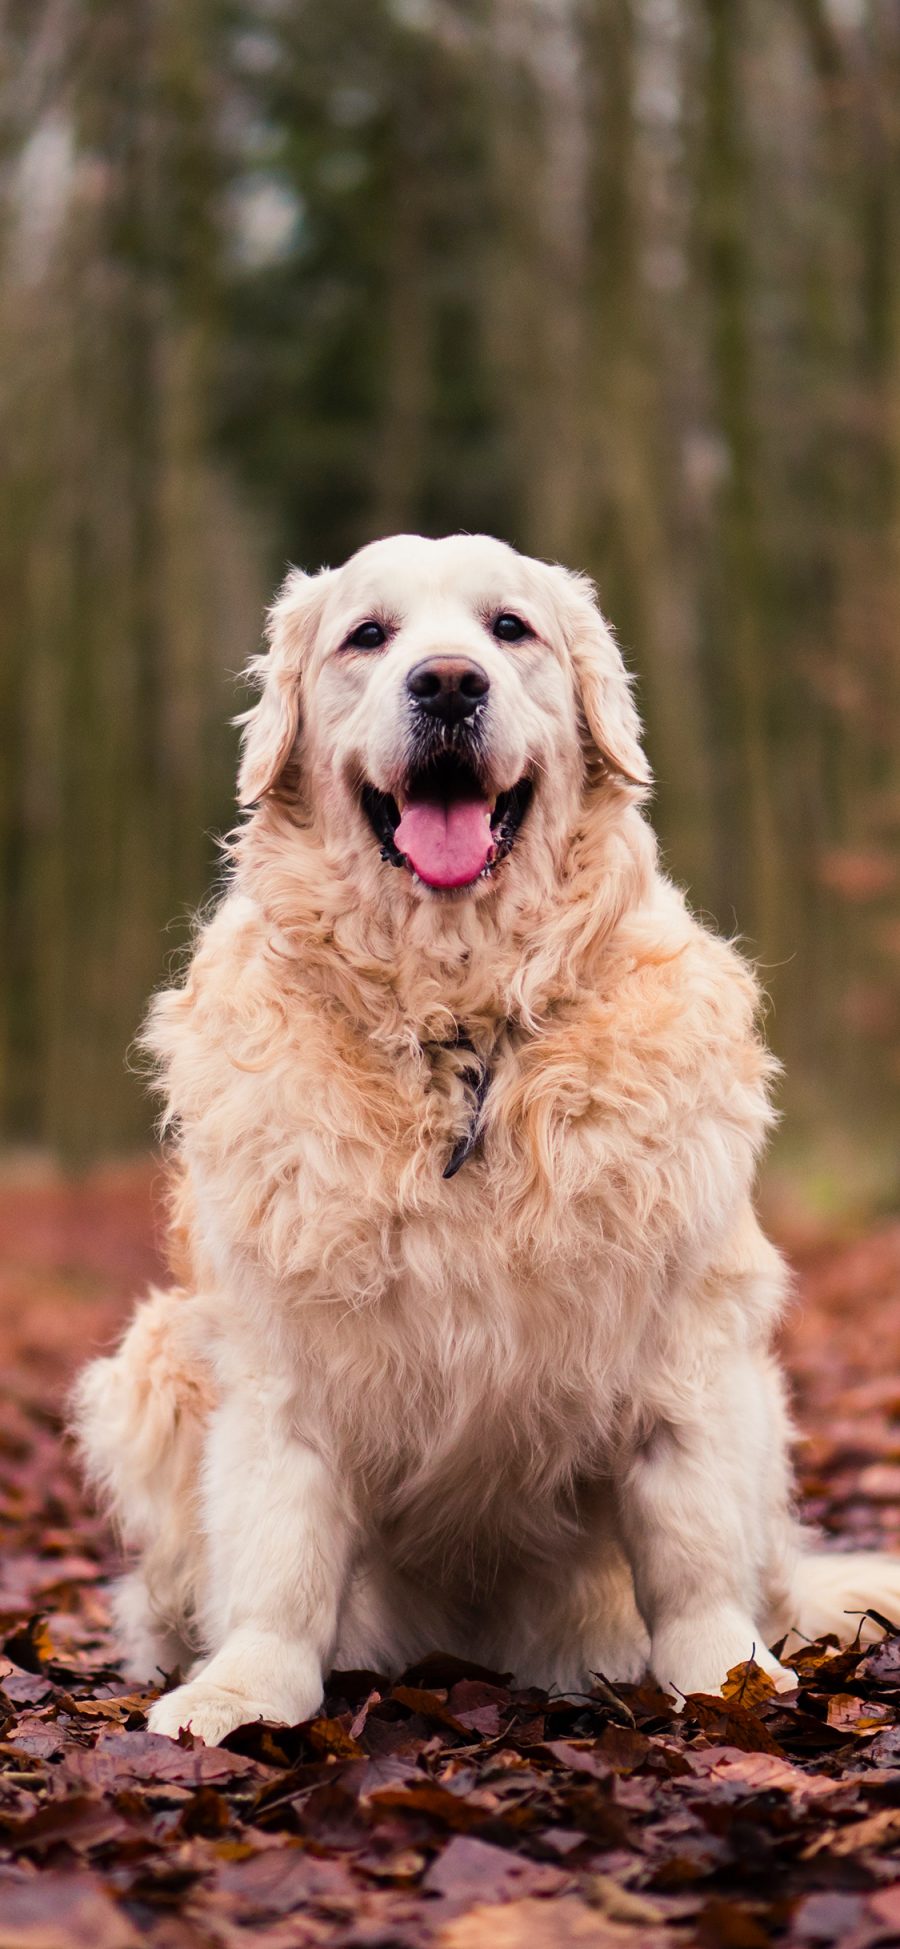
[[805, 1804, 900, 1856], [688, 1747, 843, 1798], [721, 1660, 778, 1708], [423, 1834, 569, 1912], [439, 1893, 668, 1947], [0, 1874, 141, 1948]]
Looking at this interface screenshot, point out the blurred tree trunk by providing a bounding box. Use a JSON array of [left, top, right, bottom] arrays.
[[0, 0, 263, 1157], [695, 0, 783, 959], [584, 0, 716, 891], [370, 31, 434, 536]]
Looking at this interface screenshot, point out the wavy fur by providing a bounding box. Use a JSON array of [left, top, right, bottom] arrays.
[[73, 533, 900, 1742]]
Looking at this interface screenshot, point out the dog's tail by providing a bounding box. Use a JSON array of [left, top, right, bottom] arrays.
[[769, 1546, 900, 1655], [72, 1287, 214, 1673]]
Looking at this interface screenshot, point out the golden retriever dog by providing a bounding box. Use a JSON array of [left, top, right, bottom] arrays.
[[74, 533, 900, 1745]]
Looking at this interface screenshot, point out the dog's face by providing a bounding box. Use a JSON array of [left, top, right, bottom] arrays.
[[239, 534, 649, 906]]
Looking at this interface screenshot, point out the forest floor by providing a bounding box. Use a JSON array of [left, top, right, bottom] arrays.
[[1, 1160, 899, 1949]]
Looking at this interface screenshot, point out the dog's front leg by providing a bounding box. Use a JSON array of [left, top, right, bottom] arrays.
[[148, 1395, 350, 1745], [615, 1365, 794, 1701]]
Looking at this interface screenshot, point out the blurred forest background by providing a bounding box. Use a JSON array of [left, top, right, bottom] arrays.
[[1, 0, 898, 1209]]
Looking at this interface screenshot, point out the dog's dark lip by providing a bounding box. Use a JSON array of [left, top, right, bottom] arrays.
[[361, 782, 407, 866], [361, 758, 534, 877]]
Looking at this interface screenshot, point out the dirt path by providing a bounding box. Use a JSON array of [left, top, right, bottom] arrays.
[[1, 1164, 898, 1948]]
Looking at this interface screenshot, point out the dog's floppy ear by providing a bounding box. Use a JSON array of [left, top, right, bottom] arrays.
[[557, 569, 652, 789], [236, 568, 328, 805]]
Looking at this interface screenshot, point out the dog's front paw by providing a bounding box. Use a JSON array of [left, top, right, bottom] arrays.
[[652, 1611, 794, 1703], [148, 1677, 286, 1746], [147, 1631, 326, 1743]]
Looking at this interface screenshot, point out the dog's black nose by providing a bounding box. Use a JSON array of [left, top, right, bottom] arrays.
[[406, 658, 490, 724]]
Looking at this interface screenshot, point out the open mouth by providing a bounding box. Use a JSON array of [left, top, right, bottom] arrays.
[[361, 753, 533, 891]]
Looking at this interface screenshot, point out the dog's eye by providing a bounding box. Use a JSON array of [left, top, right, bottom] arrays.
[[346, 620, 388, 651], [492, 612, 531, 643]]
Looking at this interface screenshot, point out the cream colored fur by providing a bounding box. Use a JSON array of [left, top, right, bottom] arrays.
[[73, 533, 900, 1743]]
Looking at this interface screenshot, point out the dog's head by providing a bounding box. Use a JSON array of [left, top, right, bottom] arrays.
[[238, 533, 650, 911]]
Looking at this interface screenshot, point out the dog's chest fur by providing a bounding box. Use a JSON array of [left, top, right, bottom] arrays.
[[152, 893, 773, 1538]]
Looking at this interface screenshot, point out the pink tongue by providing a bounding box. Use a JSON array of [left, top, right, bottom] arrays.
[[395, 795, 494, 889]]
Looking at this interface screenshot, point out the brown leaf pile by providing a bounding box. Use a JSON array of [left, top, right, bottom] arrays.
[[1, 1164, 899, 1949]]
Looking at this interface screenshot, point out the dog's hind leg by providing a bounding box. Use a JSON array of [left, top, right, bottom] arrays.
[[332, 1557, 457, 1681], [765, 1546, 900, 1657], [111, 1568, 196, 1683], [755, 1429, 900, 1660], [72, 1286, 213, 1678], [501, 1494, 650, 1694]]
